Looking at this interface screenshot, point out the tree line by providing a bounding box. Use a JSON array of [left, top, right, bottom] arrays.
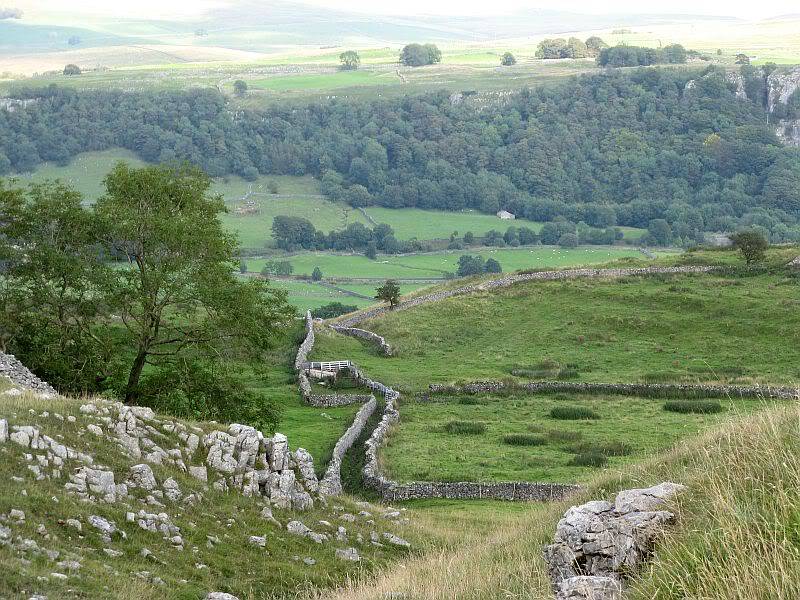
[[2, 66, 799, 242]]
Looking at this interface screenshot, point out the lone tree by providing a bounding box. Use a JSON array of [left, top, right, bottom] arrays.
[[500, 52, 516, 66], [339, 50, 361, 70], [233, 80, 248, 96], [730, 229, 768, 265], [95, 163, 292, 403], [311, 266, 323, 281], [375, 279, 401, 308], [484, 258, 502, 273], [400, 43, 441, 67], [63, 64, 81, 75]]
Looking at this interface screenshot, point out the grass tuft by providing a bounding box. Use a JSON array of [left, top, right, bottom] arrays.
[[664, 400, 724, 414], [569, 451, 608, 467], [441, 420, 487, 435], [502, 434, 548, 446], [550, 406, 600, 420]]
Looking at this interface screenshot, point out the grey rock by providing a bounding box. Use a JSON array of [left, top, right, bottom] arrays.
[[268, 433, 289, 471], [382, 532, 410, 547], [544, 482, 686, 599], [205, 594, 240, 600], [248, 535, 266, 548], [557, 576, 622, 600], [65, 519, 82, 531], [162, 478, 183, 502], [286, 520, 311, 536], [335, 547, 360, 562], [189, 466, 208, 482], [0, 419, 7, 443], [614, 482, 686, 514]]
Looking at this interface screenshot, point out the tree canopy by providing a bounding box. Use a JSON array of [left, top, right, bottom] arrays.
[[400, 43, 441, 67], [339, 50, 360, 70]]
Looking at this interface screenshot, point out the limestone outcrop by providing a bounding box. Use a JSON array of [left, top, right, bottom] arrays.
[[768, 67, 800, 146], [544, 482, 686, 599]]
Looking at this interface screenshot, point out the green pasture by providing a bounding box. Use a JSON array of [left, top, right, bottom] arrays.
[[311, 248, 800, 391], [220, 195, 370, 250], [364, 205, 644, 243], [265, 278, 376, 313], [382, 392, 767, 483], [5, 148, 145, 200], [247, 246, 645, 279], [249, 69, 398, 92]]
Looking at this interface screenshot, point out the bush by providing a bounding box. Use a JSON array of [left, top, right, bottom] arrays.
[[311, 302, 358, 319], [441, 420, 486, 434], [136, 360, 281, 432], [664, 400, 724, 414], [569, 452, 608, 467], [550, 406, 600, 420], [503, 433, 547, 446]]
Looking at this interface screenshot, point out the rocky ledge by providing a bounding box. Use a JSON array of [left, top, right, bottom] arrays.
[[544, 482, 686, 600]]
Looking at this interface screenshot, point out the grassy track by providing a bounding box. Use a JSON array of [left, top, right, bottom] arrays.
[[382, 392, 767, 483]]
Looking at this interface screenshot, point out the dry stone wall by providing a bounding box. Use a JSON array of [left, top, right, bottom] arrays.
[[0, 352, 57, 397], [295, 311, 315, 399], [319, 396, 377, 496], [428, 380, 800, 400], [334, 266, 715, 328], [330, 326, 392, 355]]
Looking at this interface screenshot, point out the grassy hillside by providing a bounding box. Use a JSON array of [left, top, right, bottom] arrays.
[[312, 248, 800, 391], [310, 400, 800, 599], [0, 382, 420, 599]]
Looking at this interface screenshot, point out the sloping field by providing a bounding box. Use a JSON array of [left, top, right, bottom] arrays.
[[311, 248, 800, 390]]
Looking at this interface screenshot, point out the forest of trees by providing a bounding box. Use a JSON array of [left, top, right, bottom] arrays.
[[596, 44, 688, 67], [1, 66, 799, 243]]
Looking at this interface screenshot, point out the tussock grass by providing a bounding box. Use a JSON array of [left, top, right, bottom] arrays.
[[311, 403, 800, 600], [549, 406, 599, 420], [440, 420, 486, 435], [502, 434, 548, 446], [664, 400, 724, 414], [569, 451, 609, 467]]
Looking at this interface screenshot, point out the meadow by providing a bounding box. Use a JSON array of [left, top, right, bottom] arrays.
[[248, 246, 645, 280], [311, 248, 800, 391], [265, 279, 376, 313], [381, 392, 767, 484]]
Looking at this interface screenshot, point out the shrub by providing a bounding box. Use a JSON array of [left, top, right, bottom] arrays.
[[503, 434, 547, 446], [569, 452, 608, 467], [311, 302, 358, 319], [664, 400, 724, 414], [442, 420, 486, 434], [550, 406, 600, 420]]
